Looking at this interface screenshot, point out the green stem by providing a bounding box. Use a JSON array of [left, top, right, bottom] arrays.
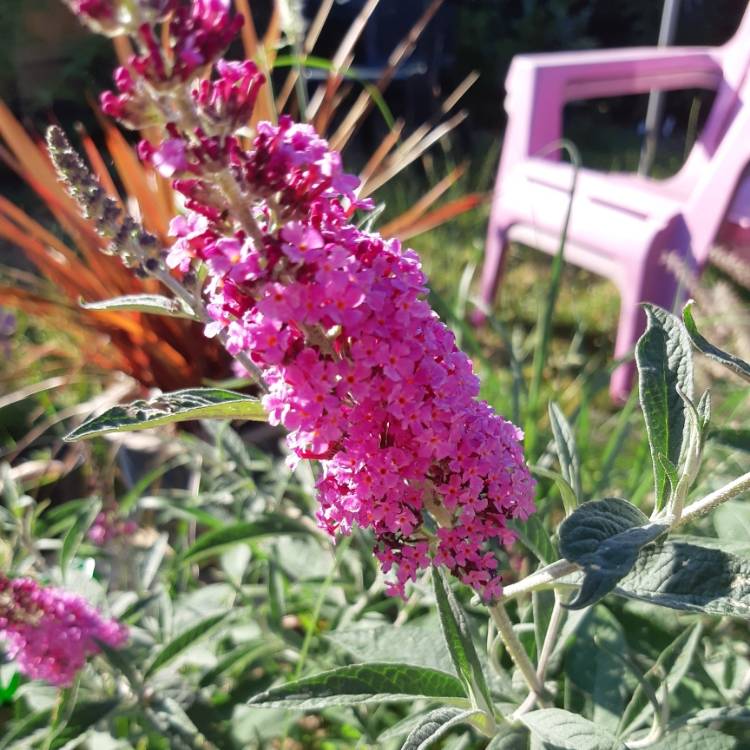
[[524, 140, 581, 459], [488, 600, 549, 706], [294, 534, 353, 678]]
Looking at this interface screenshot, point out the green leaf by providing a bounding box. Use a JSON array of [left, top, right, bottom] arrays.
[[564, 607, 628, 733], [64, 388, 266, 441], [48, 698, 120, 749], [95, 640, 141, 688], [616, 541, 750, 618], [327, 617, 454, 674], [618, 623, 702, 736], [508, 515, 557, 565], [671, 533, 750, 559], [0, 708, 52, 750], [636, 304, 694, 510], [648, 727, 737, 750], [60, 499, 101, 577], [548, 402, 581, 504], [181, 517, 309, 563], [714, 501, 750, 543], [144, 612, 229, 678], [0, 672, 19, 704], [401, 708, 481, 750], [247, 663, 468, 710], [673, 706, 750, 729], [709, 427, 750, 452], [485, 728, 528, 749], [558, 498, 667, 609], [532, 466, 579, 520], [80, 294, 196, 319], [199, 639, 282, 688], [519, 708, 626, 749], [432, 567, 493, 715], [683, 300, 750, 383]]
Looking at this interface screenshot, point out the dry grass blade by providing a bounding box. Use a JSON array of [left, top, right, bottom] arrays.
[[360, 109, 468, 197], [0, 375, 70, 411], [390, 72, 478, 164], [1, 460, 67, 491], [710, 245, 750, 289], [5, 375, 138, 463], [358, 120, 405, 186], [250, 0, 281, 127], [389, 193, 484, 242], [0, 212, 107, 299], [379, 162, 466, 238], [275, 0, 335, 112], [234, 0, 259, 60], [329, 0, 445, 152], [0, 100, 70, 202], [307, 0, 381, 123], [100, 119, 171, 239]]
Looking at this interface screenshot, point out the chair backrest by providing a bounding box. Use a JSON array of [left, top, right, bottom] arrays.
[[688, 3, 750, 161]]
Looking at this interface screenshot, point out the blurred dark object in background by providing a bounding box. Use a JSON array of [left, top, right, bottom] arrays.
[[302, 0, 456, 131]]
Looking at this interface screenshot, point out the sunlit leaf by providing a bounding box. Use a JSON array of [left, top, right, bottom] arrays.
[[65, 388, 266, 441], [247, 663, 468, 710]]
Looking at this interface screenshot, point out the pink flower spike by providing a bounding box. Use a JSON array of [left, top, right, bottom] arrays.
[[0, 575, 127, 687]]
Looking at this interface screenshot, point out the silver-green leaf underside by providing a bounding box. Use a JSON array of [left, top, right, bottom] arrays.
[[81, 294, 197, 319]]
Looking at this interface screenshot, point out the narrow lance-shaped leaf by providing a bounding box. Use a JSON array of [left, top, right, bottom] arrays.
[[532, 465, 578, 519], [508, 514, 557, 565], [181, 517, 310, 564], [145, 612, 229, 678], [60, 499, 102, 578], [618, 623, 702, 736], [548, 401, 581, 504], [635, 304, 694, 511], [48, 699, 120, 750], [0, 709, 52, 750], [558, 498, 667, 610], [80, 294, 197, 320], [432, 567, 494, 716], [247, 663, 469, 710], [65, 388, 266, 441], [683, 300, 750, 382]]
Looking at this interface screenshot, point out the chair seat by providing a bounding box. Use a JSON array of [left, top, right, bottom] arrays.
[[499, 159, 685, 280]]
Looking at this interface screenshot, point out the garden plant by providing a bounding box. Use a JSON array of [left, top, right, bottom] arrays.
[[2, 1, 750, 748]]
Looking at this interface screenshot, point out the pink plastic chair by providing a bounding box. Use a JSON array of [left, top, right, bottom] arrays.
[[478, 7, 750, 401]]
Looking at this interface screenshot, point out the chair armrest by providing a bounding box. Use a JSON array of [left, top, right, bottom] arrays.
[[507, 47, 723, 106]]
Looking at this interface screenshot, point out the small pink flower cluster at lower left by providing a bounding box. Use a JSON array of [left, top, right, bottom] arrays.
[[0, 575, 127, 686]]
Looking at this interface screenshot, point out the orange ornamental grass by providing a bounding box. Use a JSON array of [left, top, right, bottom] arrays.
[[0, 0, 482, 391]]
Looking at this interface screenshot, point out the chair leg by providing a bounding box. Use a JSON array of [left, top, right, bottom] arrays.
[[609, 260, 678, 403], [473, 217, 511, 325]]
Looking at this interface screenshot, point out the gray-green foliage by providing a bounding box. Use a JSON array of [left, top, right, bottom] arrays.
[[5, 280, 750, 750]]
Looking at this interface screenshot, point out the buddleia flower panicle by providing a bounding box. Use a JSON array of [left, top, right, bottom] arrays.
[[60, 0, 536, 601]]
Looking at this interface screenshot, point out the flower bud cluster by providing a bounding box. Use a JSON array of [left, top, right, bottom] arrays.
[[88, 511, 138, 546], [0, 575, 127, 686], [65, 0, 536, 600], [63, 0, 174, 36]]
